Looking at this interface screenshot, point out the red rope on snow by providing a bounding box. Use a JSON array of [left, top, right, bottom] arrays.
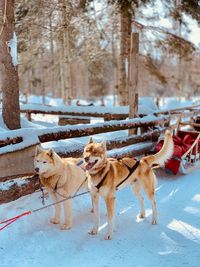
[[0, 211, 32, 231], [0, 189, 89, 232]]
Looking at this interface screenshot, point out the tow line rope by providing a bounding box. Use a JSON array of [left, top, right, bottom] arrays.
[[0, 190, 89, 232], [0, 211, 32, 231]]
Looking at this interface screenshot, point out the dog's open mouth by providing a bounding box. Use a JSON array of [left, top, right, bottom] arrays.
[[85, 160, 98, 171]]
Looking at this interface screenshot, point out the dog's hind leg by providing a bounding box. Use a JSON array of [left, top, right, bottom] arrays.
[[88, 194, 100, 235], [149, 192, 157, 225], [61, 198, 72, 230], [104, 195, 115, 240], [131, 181, 145, 219], [142, 173, 157, 225]]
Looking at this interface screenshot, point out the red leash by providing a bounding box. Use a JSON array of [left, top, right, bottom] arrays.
[[0, 189, 89, 232], [0, 211, 32, 231]]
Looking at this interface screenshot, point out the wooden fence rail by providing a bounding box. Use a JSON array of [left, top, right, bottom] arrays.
[[20, 104, 200, 121], [0, 115, 168, 148]]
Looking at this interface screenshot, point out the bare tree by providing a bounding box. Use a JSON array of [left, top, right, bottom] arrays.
[[0, 0, 20, 129], [118, 3, 132, 106]]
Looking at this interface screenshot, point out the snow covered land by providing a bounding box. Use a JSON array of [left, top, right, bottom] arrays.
[[1, 169, 200, 267], [0, 95, 200, 267]]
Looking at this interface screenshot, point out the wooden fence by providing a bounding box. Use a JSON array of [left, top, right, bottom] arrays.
[[0, 116, 169, 204], [0, 104, 200, 204]]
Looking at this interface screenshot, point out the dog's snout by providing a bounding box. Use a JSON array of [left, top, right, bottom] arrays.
[[84, 156, 90, 162], [35, 167, 39, 173]]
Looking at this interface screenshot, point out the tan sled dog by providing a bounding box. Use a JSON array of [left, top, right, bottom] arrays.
[[34, 146, 87, 230], [83, 130, 174, 240]]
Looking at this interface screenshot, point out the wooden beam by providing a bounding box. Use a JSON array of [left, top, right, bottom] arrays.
[[57, 129, 161, 158], [0, 144, 37, 180], [38, 117, 167, 143], [0, 136, 22, 148], [21, 107, 127, 120], [0, 175, 41, 204], [20, 104, 200, 120]]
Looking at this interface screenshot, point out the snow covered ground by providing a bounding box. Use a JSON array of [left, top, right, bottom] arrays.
[[1, 168, 200, 267]]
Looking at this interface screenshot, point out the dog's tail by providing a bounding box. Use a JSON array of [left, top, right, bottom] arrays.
[[142, 130, 174, 168]]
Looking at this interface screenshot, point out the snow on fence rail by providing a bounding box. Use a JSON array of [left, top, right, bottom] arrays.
[[0, 115, 167, 152], [20, 103, 200, 121]]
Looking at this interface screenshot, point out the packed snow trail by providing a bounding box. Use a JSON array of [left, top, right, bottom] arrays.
[[0, 169, 200, 267]]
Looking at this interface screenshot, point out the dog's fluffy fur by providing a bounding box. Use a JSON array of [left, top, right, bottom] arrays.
[[83, 130, 174, 240], [34, 146, 87, 230]]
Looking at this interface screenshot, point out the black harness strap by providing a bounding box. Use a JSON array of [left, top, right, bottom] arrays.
[[54, 160, 85, 193], [95, 171, 109, 190], [95, 159, 140, 191], [116, 160, 140, 190], [54, 178, 60, 192]]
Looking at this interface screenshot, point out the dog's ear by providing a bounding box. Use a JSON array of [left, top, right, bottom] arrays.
[[101, 140, 107, 150], [47, 148, 54, 158], [88, 137, 93, 144], [35, 145, 42, 155]]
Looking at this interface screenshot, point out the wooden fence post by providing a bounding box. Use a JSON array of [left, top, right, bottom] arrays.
[[26, 111, 32, 121], [128, 32, 139, 135]]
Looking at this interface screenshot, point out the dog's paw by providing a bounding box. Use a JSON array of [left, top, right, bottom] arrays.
[[60, 224, 71, 230], [90, 207, 94, 213], [88, 227, 98, 235], [50, 218, 60, 224], [104, 232, 112, 240], [139, 213, 145, 219], [151, 219, 157, 225]]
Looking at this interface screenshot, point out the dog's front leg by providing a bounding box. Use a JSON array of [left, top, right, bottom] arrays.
[[61, 198, 72, 230], [104, 195, 115, 240], [49, 191, 61, 224], [88, 193, 99, 235]]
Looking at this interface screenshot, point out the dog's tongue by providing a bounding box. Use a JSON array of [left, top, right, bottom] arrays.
[[85, 162, 95, 171]]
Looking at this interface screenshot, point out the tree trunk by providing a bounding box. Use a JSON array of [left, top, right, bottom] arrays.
[[129, 32, 139, 135], [118, 7, 132, 106], [111, 9, 118, 106], [0, 0, 21, 129], [62, 0, 72, 104], [59, 42, 66, 101], [49, 13, 55, 96]]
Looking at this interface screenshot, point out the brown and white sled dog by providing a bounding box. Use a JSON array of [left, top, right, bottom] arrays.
[[83, 130, 174, 240], [34, 146, 87, 230]]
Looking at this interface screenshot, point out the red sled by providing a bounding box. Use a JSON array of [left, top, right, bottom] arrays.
[[156, 129, 200, 175]]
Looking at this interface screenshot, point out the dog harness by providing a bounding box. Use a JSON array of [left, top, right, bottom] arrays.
[[53, 160, 86, 193], [116, 159, 140, 190], [95, 170, 109, 190], [95, 159, 140, 191]]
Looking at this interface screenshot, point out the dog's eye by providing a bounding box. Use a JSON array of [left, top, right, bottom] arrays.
[[43, 161, 47, 164]]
